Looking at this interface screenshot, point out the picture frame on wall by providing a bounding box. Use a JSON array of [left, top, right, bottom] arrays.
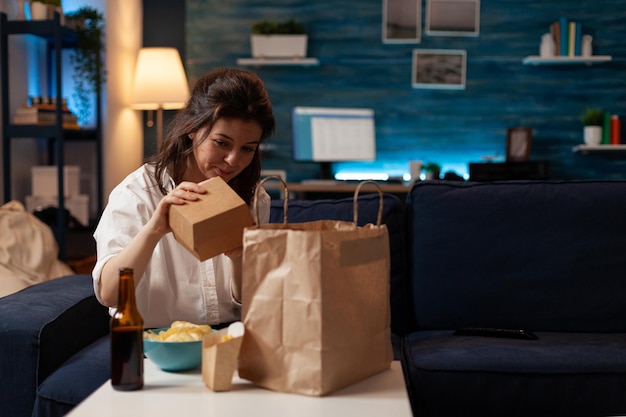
[[382, 0, 421, 44], [506, 127, 533, 162], [412, 49, 466, 89], [425, 0, 480, 37]]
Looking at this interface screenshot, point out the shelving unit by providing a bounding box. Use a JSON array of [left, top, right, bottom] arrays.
[[0, 12, 103, 260], [236, 57, 319, 66], [522, 55, 612, 65]]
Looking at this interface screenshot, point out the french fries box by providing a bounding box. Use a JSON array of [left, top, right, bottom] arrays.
[[169, 177, 253, 261], [202, 322, 245, 392]]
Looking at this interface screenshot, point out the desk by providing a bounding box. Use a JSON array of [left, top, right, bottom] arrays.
[[67, 360, 412, 417]]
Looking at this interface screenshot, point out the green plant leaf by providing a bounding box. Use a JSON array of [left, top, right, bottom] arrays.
[[251, 19, 306, 35], [65, 7, 106, 124]]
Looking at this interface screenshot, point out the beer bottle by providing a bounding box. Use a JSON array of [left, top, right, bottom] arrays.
[[110, 267, 144, 390]]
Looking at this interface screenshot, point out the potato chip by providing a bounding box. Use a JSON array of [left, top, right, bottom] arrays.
[[144, 321, 212, 342]]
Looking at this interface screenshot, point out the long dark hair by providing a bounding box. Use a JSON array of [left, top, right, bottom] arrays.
[[149, 68, 275, 204]]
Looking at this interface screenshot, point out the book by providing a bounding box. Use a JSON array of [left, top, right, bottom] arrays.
[[568, 22, 576, 57], [13, 104, 79, 128], [610, 115, 621, 145], [550, 21, 560, 56], [559, 16, 568, 56], [574, 22, 582, 56], [602, 112, 611, 145]]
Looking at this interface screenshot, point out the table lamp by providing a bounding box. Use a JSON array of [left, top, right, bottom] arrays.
[[131, 47, 190, 149]]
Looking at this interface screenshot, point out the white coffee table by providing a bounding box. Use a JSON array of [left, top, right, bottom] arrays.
[[67, 359, 412, 417]]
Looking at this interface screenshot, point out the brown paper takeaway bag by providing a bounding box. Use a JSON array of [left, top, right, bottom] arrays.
[[238, 178, 393, 396]]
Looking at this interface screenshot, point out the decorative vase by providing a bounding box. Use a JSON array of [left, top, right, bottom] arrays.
[[0, 0, 18, 19], [14, 0, 25, 19], [28, 1, 48, 20], [581, 35, 593, 57], [250, 34, 308, 59], [540, 33, 555, 57], [584, 126, 602, 146]]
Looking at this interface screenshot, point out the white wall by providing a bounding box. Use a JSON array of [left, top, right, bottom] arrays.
[[104, 0, 143, 206]]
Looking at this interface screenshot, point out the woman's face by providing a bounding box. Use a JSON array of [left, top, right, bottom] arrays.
[[184, 118, 262, 184]]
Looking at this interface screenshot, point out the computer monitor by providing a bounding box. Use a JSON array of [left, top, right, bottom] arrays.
[[292, 107, 376, 179]]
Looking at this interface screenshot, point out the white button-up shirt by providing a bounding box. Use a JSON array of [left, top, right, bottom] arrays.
[[92, 164, 270, 328]]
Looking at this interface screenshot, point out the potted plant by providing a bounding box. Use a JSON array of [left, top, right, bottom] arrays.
[[423, 162, 441, 180], [581, 108, 604, 146], [250, 19, 308, 59], [65, 6, 106, 125]]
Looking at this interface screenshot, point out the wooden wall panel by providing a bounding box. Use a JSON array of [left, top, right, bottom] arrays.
[[186, 0, 626, 180]]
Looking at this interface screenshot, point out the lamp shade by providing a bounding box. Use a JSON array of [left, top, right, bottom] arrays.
[[131, 47, 190, 110]]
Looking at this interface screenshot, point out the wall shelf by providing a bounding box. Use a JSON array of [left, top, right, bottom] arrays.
[[236, 57, 319, 66], [573, 144, 626, 154], [523, 55, 612, 65]]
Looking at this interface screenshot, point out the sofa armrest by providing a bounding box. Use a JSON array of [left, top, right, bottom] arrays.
[[0, 275, 109, 417]]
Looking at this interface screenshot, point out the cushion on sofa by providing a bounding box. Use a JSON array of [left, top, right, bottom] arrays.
[[406, 180, 626, 332], [403, 331, 626, 416], [269, 192, 408, 336], [33, 335, 110, 417], [0, 275, 109, 417]]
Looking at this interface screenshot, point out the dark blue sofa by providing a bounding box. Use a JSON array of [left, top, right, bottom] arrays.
[[0, 275, 110, 417], [2, 181, 626, 417], [402, 180, 626, 416]]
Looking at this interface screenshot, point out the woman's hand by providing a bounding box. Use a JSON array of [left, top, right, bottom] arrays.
[[97, 181, 207, 307], [147, 181, 207, 238]]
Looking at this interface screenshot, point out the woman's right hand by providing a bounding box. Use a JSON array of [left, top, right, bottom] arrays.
[[97, 181, 208, 307], [147, 181, 208, 238]]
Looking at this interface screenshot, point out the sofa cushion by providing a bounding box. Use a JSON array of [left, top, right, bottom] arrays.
[[0, 275, 109, 417], [402, 330, 626, 416], [269, 192, 408, 336], [33, 335, 110, 417], [406, 180, 626, 332]]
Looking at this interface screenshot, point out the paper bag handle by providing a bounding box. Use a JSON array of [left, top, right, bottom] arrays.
[[353, 181, 384, 226], [254, 176, 289, 225]]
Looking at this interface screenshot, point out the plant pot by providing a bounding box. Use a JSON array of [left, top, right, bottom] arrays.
[[584, 125, 602, 145], [250, 34, 308, 59]]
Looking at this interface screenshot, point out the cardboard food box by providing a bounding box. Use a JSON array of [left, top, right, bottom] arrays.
[[202, 321, 244, 392], [32, 165, 80, 197], [169, 177, 253, 261]]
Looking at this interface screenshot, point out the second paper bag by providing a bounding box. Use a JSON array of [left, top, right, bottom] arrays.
[[238, 178, 393, 396]]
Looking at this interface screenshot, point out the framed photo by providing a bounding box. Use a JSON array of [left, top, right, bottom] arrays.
[[425, 0, 480, 37], [412, 49, 466, 89], [506, 127, 532, 162], [382, 0, 421, 44]]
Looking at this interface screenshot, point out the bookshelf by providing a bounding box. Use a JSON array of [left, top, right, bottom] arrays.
[[236, 57, 319, 66], [0, 12, 103, 260], [523, 55, 612, 65], [572, 144, 626, 155]]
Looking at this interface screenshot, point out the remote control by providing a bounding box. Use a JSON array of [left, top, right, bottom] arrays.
[[453, 327, 538, 340]]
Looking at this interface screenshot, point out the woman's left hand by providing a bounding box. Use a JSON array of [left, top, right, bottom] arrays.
[[148, 181, 207, 237]]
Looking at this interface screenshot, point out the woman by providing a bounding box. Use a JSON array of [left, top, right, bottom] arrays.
[[92, 68, 275, 328]]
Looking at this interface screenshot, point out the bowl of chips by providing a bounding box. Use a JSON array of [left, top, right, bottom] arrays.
[[143, 321, 213, 371]]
